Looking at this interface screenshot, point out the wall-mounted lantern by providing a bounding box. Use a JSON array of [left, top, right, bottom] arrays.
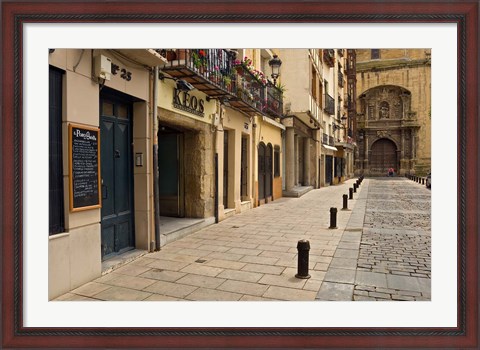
[[268, 54, 282, 85]]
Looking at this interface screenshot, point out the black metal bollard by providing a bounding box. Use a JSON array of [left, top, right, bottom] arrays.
[[353, 183, 357, 193], [295, 240, 311, 279], [329, 207, 338, 229], [349, 187, 353, 199], [422, 178, 425, 185], [342, 194, 348, 210]]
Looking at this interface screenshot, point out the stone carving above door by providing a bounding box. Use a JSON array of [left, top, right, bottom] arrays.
[[359, 85, 412, 121]]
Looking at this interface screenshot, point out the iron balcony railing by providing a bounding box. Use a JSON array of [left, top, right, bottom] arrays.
[[265, 82, 283, 118], [158, 49, 283, 117], [234, 64, 266, 113], [322, 133, 329, 144], [193, 49, 235, 94], [338, 71, 344, 88], [329, 136, 334, 146], [323, 49, 335, 67], [324, 93, 335, 115]]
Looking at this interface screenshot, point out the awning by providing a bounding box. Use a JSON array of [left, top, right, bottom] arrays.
[[322, 144, 338, 151]]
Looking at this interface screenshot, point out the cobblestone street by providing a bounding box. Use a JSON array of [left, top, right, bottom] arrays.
[[56, 177, 431, 302], [317, 178, 431, 301]]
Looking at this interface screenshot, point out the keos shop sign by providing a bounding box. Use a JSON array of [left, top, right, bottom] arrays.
[[172, 88, 205, 117]]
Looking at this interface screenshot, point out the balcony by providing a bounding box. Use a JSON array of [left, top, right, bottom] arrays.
[[322, 133, 329, 144], [338, 71, 344, 88], [324, 93, 335, 115], [265, 82, 283, 118], [230, 63, 266, 115], [323, 49, 335, 67], [159, 49, 279, 116], [159, 49, 237, 100]]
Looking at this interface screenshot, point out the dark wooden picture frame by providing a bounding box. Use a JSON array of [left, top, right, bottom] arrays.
[[2, 1, 478, 348]]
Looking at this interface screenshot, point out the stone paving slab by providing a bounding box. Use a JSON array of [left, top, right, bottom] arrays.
[[316, 282, 354, 301], [324, 268, 356, 284], [94, 286, 152, 301]]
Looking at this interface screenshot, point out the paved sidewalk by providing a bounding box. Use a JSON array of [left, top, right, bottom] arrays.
[[55, 177, 431, 302]]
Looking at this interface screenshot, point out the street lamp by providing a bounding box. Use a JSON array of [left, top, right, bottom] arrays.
[[268, 54, 282, 85]]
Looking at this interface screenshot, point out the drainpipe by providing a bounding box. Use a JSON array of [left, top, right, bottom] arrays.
[[214, 103, 222, 224], [153, 66, 161, 251]]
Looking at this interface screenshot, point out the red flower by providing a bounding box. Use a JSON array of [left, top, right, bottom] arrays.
[[199, 50, 206, 57]]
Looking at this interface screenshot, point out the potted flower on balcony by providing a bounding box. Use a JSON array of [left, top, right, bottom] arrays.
[[209, 66, 221, 84], [233, 59, 244, 76], [222, 74, 233, 91], [191, 49, 208, 73], [166, 49, 177, 61]]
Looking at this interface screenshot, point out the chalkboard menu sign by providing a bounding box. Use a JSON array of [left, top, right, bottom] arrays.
[[69, 124, 101, 211]]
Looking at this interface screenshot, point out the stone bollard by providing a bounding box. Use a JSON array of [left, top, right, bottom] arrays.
[[295, 240, 311, 279], [342, 194, 348, 210], [349, 187, 353, 199], [329, 207, 338, 229]]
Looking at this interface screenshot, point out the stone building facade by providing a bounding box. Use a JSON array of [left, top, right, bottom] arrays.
[[48, 48, 284, 299], [355, 49, 431, 176], [279, 49, 355, 195]]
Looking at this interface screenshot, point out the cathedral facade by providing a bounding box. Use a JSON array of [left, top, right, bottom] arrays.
[[354, 49, 431, 176]]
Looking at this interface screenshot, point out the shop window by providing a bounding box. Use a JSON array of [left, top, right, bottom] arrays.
[[49, 67, 65, 235], [274, 146, 280, 177]]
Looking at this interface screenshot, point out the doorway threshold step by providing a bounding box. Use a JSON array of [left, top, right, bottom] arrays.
[[283, 186, 313, 198], [101, 249, 148, 275], [160, 216, 216, 246]]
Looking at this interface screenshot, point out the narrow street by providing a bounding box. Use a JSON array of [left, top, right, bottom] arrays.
[[56, 177, 431, 301]]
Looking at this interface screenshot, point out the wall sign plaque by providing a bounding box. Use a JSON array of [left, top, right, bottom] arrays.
[[68, 123, 101, 211]]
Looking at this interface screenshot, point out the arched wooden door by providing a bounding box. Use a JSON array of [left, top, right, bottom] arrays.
[[258, 143, 266, 201], [369, 138, 398, 175]]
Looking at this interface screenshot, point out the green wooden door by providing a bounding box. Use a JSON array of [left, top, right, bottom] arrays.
[[158, 127, 183, 217], [100, 98, 134, 259]]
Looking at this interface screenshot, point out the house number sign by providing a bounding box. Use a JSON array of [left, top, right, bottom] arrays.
[[111, 63, 132, 81]]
